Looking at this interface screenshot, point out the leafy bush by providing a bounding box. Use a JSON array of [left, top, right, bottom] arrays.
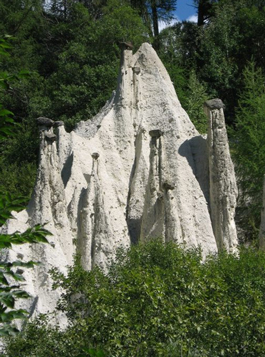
[[4, 240, 265, 356], [0, 192, 50, 338]]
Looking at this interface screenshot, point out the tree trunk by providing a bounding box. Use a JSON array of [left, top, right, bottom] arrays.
[[151, 0, 159, 49], [197, 0, 205, 26], [197, 0, 213, 26]]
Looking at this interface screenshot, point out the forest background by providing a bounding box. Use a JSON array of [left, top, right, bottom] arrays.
[[2, 0, 265, 355], [1, 0, 265, 241]]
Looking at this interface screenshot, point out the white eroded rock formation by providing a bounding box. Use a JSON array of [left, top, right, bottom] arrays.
[[2, 43, 238, 318], [204, 99, 238, 251]]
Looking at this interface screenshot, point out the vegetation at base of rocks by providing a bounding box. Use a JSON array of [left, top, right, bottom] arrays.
[[0, 172, 50, 338], [3, 239, 265, 356], [0, 171, 50, 337]]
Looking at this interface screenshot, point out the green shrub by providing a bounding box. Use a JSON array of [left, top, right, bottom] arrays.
[[4, 240, 265, 356]]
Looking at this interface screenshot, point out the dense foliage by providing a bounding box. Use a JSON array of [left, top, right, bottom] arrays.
[[233, 62, 265, 238], [3, 239, 265, 356], [0, 0, 151, 199], [0, 215, 49, 337]]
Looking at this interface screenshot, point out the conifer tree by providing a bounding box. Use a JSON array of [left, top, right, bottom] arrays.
[[129, 0, 177, 47], [234, 62, 265, 238]]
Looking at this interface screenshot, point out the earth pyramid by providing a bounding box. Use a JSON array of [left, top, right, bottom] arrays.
[[3, 43, 238, 319]]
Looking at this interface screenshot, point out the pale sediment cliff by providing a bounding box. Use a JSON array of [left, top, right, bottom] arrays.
[[2, 43, 238, 319]]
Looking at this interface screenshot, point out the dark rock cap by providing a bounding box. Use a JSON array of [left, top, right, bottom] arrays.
[[36, 117, 54, 127], [45, 132, 57, 142], [204, 99, 225, 110], [149, 129, 163, 138], [133, 67, 141, 74], [119, 41, 133, 50], [54, 121, 64, 127], [92, 152, 100, 160], [163, 181, 175, 190]]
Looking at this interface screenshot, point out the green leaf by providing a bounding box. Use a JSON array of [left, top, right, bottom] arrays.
[[12, 290, 30, 299], [12, 260, 39, 268], [0, 109, 14, 117], [0, 292, 15, 308], [0, 309, 27, 322], [18, 70, 30, 78]]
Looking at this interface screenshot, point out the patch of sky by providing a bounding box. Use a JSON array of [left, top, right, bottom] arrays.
[[159, 0, 198, 32]]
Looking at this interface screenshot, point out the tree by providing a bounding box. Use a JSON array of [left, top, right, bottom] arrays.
[[0, 0, 150, 198], [129, 0, 177, 47], [193, 0, 265, 125], [45, 0, 150, 129], [49, 0, 106, 20], [158, 21, 200, 110], [150, 0, 177, 40], [159, 21, 199, 71], [233, 62, 265, 241], [0, 0, 45, 36], [194, 1, 243, 124], [185, 70, 208, 133], [193, 0, 218, 26]]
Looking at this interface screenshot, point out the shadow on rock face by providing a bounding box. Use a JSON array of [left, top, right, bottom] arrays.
[[178, 135, 210, 206], [61, 152, 73, 188]]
